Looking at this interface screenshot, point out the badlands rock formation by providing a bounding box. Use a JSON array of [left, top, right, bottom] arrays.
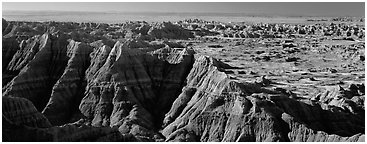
[[2, 18, 365, 142]]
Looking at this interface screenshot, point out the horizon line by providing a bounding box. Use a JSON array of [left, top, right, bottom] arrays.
[[3, 10, 365, 18]]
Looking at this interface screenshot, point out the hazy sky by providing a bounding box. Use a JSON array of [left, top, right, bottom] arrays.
[[2, 2, 365, 17]]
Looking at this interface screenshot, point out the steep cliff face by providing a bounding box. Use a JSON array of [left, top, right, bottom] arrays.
[[6, 35, 45, 72], [3, 46, 364, 141], [42, 40, 93, 125], [2, 37, 19, 70], [2, 18, 14, 36], [162, 55, 289, 142], [2, 18, 8, 32], [161, 55, 364, 142], [3, 33, 70, 111], [2, 36, 20, 85], [79, 41, 195, 139]]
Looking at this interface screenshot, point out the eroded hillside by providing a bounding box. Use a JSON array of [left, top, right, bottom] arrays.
[[2, 18, 365, 142]]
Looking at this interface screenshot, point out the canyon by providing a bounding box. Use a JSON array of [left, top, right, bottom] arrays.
[[2, 17, 365, 142]]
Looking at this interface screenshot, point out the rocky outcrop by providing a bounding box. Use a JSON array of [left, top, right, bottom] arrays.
[[162, 55, 279, 141], [283, 112, 364, 142], [2, 37, 19, 71], [79, 41, 195, 139], [2, 19, 364, 142], [3, 117, 138, 142], [271, 95, 364, 139], [148, 22, 194, 40], [3, 33, 70, 111], [311, 83, 365, 115], [2, 96, 52, 128], [2, 18, 8, 32], [130, 23, 151, 35], [6, 35, 46, 73], [161, 55, 364, 142], [48, 120, 137, 142], [42, 40, 93, 125], [2, 116, 54, 142], [2, 18, 14, 36], [2, 36, 20, 85], [3, 46, 365, 142]]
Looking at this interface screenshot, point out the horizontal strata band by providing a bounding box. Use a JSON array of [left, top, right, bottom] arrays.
[[2, 17, 365, 142]]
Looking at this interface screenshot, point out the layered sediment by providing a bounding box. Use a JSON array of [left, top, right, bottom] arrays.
[[2, 19, 365, 142]]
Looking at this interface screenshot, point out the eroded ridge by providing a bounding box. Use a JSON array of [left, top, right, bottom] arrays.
[[2, 18, 365, 142]]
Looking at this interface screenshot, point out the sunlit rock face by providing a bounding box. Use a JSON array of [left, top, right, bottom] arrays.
[[148, 22, 195, 40]]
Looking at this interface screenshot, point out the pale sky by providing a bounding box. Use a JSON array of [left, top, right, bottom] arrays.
[[2, 2, 365, 17]]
